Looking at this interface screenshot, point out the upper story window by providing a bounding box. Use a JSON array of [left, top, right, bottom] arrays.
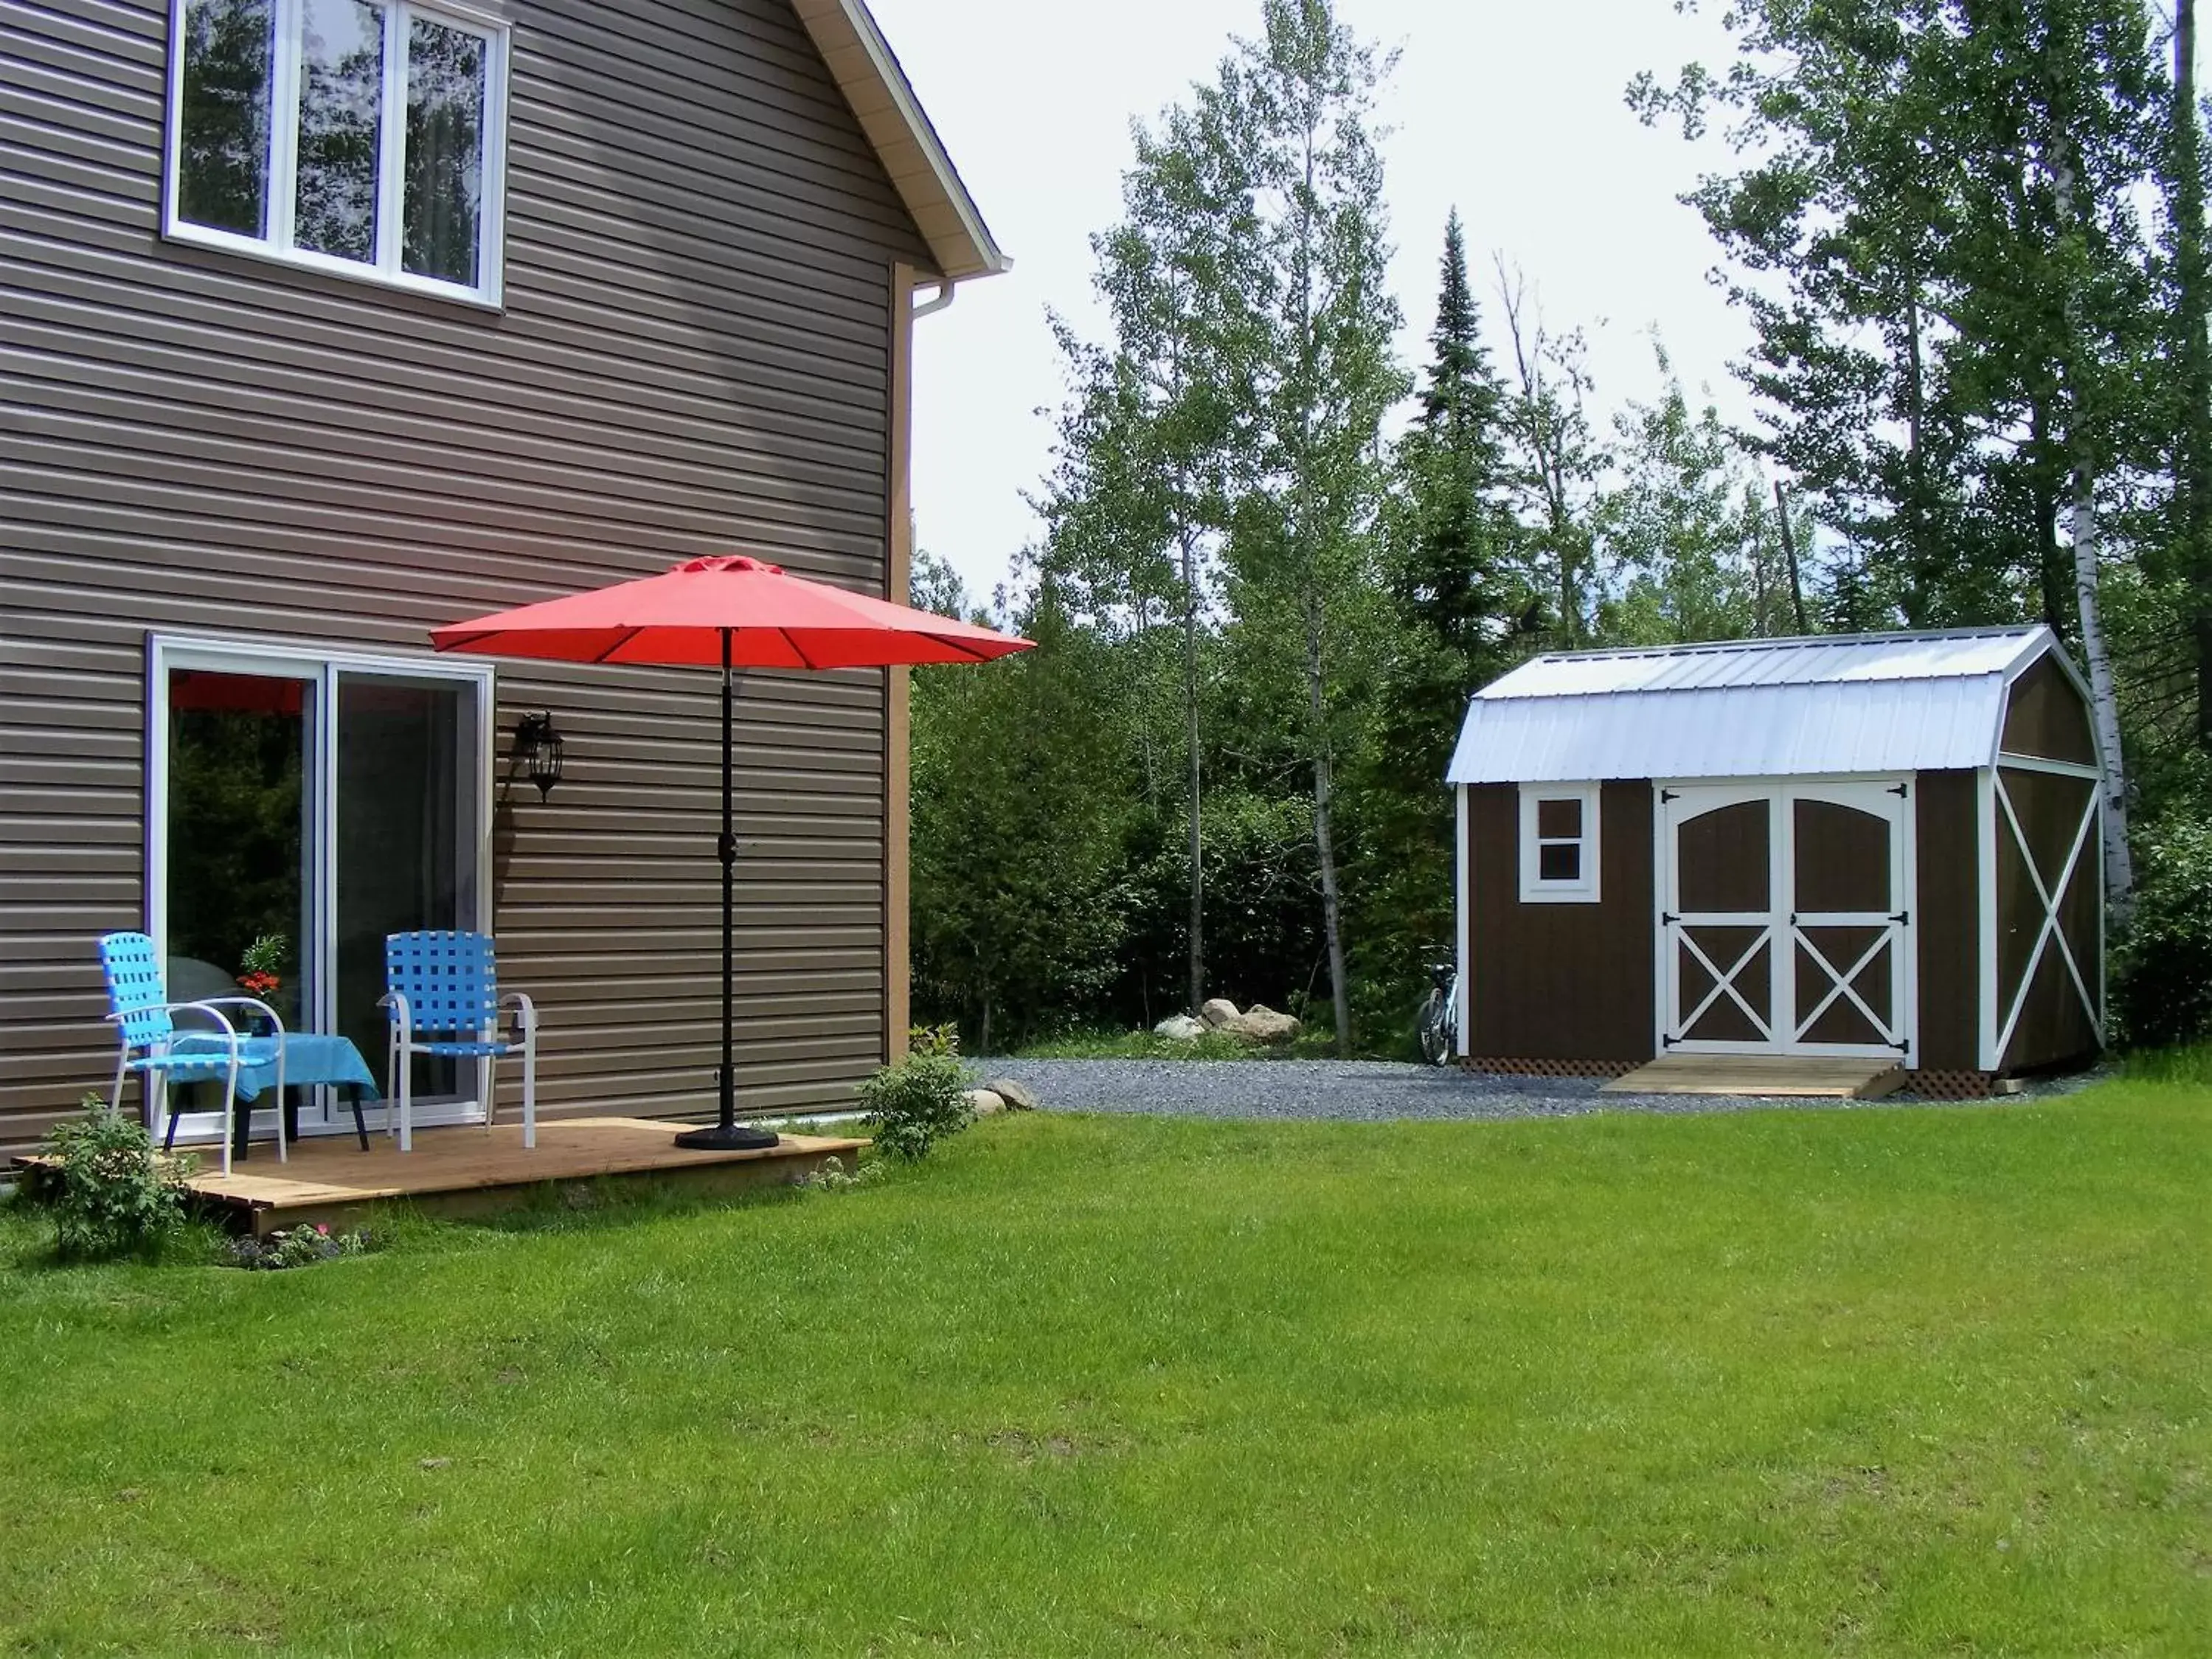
[[1519, 782, 1601, 903], [166, 0, 510, 306]]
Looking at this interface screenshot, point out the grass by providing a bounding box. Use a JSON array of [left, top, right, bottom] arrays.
[[1, 1082, 2208, 1655]]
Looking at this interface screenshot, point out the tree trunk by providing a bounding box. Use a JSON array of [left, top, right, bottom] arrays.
[[978, 988, 993, 1056], [1774, 478, 1809, 632], [1289, 110, 1349, 1054], [2028, 399, 2068, 636], [2174, 0, 2212, 746], [1554, 491, 1578, 645], [1180, 524, 1205, 1014], [1901, 284, 1933, 622], [1304, 592, 1351, 1053], [2069, 465, 2136, 908], [2052, 143, 2135, 912]]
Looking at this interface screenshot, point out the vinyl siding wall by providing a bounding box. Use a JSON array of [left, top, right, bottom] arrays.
[[0, 0, 933, 1151]]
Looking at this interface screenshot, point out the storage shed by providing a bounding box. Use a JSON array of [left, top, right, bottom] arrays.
[[1446, 626, 2106, 1094]]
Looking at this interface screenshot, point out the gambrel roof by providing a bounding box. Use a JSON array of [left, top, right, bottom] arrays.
[[1446, 626, 2093, 783]]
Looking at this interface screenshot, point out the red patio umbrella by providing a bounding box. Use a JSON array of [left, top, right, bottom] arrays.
[[432, 555, 1033, 1150]]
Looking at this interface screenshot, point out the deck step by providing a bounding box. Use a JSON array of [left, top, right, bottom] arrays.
[[1602, 1055, 1904, 1099]]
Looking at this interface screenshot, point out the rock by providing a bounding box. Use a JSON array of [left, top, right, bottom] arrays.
[[965, 1089, 1006, 1118], [1154, 1014, 1207, 1041], [982, 1076, 1041, 1112], [1199, 997, 1241, 1028], [1222, 1006, 1302, 1045]]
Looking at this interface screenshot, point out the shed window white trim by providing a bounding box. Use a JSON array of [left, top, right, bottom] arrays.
[[164, 0, 510, 308], [1519, 782, 1601, 903]]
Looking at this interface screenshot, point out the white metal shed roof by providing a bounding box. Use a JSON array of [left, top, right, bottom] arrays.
[[1446, 626, 2070, 783]]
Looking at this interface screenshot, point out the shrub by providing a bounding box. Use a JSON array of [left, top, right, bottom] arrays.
[[38, 1093, 193, 1262], [229, 1222, 373, 1270], [859, 1051, 974, 1161], [794, 1154, 886, 1193], [2114, 819, 2212, 1048], [907, 1022, 963, 1060]]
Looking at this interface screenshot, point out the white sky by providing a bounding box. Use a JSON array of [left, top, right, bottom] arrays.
[[867, 0, 1763, 602]]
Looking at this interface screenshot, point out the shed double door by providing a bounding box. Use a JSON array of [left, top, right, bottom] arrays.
[[1658, 780, 1915, 1060]]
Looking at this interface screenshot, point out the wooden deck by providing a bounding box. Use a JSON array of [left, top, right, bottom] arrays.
[[15, 1117, 867, 1236], [1602, 1054, 1905, 1099]]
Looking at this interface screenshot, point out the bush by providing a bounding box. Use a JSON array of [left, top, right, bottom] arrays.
[[794, 1154, 886, 1194], [859, 1048, 974, 1161], [229, 1222, 373, 1270], [2114, 820, 2212, 1048], [907, 1022, 963, 1059], [38, 1093, 193, 1262]]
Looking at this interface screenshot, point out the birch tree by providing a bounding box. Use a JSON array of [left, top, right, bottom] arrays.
[[1210, 0, 1407, 1051], [1034, 99, 1257, 1013], [1497, 264, 1604, 643]]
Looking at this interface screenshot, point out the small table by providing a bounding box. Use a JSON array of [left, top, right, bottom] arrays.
[[223, 1033, 381, 1161]]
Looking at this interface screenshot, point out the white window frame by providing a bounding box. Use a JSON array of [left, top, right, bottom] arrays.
[[1519, 781, 1602, 903], [162, 0, 511, 308], [145, 632, 497, 1143]]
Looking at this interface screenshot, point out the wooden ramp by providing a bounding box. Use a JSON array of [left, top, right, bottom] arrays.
[[16, 1117, 867, 1236], [1602, 1055, 1904, 1099]]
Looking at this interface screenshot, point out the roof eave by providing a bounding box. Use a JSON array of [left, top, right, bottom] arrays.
[[790, 0, 1012, 283]]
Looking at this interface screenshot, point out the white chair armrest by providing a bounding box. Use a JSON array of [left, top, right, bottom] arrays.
[[190, 997, 287, 1037], [499, 991, 535, 1034], [111, 1001, 239, 1060], [108, 1000, 242, 1036], [378, 991, 413, 1040]]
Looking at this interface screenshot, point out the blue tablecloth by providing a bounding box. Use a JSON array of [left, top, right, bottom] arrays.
[[167, 1031, 381, 1103]]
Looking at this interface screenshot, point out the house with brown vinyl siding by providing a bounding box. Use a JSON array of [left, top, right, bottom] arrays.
[[1447, 628, 2106, 1096], [0, 0, 1004, 1154]]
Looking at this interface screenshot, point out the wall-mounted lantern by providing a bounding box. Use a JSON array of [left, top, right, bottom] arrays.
[[513, 712, 564, 801]]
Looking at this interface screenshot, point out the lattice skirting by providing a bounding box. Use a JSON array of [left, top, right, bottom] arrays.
[[1465, 1056, 1640, 1080], [1466, 1058, 2003, 1095], [1901, 1068, 1999, 1101]]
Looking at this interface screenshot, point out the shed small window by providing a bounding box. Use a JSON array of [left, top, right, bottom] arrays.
[[1519, 783, 1601, 902], [165, 0, 508, 305]]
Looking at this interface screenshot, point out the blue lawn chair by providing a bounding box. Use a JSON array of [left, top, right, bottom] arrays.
[[379, 931, 537, 1153], [97, 930, 286, 1177]]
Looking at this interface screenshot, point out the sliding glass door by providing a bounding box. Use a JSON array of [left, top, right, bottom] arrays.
[[334, 673, 482, 1106], [150, 640, 493, 1143]]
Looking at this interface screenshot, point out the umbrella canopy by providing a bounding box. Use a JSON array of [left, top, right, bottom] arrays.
[[431, 554, 1030, 668], [431, 553, 1030, 1153]]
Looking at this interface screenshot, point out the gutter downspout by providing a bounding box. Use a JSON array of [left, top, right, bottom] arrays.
[[912, 279, 955, 319]]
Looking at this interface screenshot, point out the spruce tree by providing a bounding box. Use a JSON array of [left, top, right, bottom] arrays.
[[1392, 211, 1519, 687], [1350, 213, 1524, 1019]]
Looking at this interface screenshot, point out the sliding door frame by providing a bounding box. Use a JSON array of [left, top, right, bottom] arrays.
[[145, 633, 497, 1137]]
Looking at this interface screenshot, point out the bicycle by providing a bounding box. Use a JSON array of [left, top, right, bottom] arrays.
[[1417, 959, 1458, 1066]]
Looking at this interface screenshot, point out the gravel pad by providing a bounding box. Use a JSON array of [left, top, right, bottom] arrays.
[[968, 1058, 2095, 1123]]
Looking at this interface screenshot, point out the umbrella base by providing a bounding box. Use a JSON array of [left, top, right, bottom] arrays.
[[674, 1122, 783, 1151]]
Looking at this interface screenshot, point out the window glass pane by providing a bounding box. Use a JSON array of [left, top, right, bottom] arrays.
[[337, 675, 479, 1104], [402, 17, 486, 285], [177, 0, 275, 238], [1536, 797, 1582, 839], [1538, 842, 1581, 883], [293, 0, 384, 263], [166, 669, 313, 1033]]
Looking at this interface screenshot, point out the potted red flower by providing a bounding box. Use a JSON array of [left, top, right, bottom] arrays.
[[236, 933, 285, 1032]]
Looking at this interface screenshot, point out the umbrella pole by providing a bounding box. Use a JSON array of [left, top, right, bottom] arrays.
[[675, 627, 780, 1152]]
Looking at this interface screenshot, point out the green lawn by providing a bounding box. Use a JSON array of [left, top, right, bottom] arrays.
[[2, 1082, 2208, 1655]]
